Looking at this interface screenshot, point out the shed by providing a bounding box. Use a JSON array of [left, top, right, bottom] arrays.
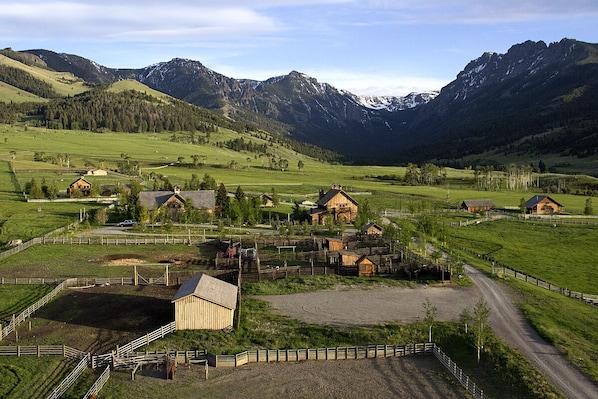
[[461, 200, 495, 213], [326, 237, 345, 252], [171, 274, 237, 330], [338, 252, 377, 277], [362, 222, 383, 236]]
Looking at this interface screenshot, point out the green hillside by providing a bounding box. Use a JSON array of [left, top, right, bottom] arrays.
[[0, 53, 88, 98]]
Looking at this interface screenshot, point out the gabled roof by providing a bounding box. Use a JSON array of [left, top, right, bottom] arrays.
[[69, 177, 91, 187], [362, 222, 383, 232], [526, 195, 563, 208], [139, 190, 215, 210], [317, 188, 359, 207], [172, 274, 237, 310], [461, 200, 495, 208]]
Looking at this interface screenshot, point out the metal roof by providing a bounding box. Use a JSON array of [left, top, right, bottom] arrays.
[[172, 274, 237, 310], [139, 190, 215, 210]]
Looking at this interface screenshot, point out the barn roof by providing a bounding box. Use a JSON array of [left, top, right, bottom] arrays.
[[317, 188, 359, 207], [139, 190, 215, 210], [362, 222, 383, 232], [172, 274, 237, 310], [526, 195, 563, 208], [461, 200, 495, 208]]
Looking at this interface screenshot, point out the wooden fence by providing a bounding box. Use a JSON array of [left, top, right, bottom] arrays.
[[115, 321, 177, 356], [0, 342, 486, 399], [433, 345, 486, 399], [46, 353, 91, 399], [207, 343, 435, 368], [0, 345, 87, 359], [1, 278, 77, 340], [455, 244, 598, 306], [82, 365, 110, 399]]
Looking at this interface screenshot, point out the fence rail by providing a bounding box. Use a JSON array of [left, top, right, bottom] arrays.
[[208, 343, 435, 368], [115, 321, 177, 355], [1, 278, 78, 340], [0, 345, 87, 359], [46, 353, 90, 399], [455, 244, 598, 306], [82, 366, 110, 399], [434, 345, 486, 399]]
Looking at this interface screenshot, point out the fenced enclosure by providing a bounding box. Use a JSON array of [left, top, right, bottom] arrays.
[[83, 366, 110, 399], [455, 244, 598, 306], [207, 343, 435, 368], [0, 341, 485, 399], [1, 278, 77, 340], [46, 353, 91, 399], [434, 345, 486, 399]]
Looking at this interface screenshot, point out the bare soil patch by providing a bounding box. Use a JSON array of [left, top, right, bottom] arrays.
[[255, 284, 482, 326], [5, 284, 178, 353], [119, 355, 467, 399]]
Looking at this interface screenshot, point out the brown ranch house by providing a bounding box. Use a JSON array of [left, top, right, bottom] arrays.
[[308, 185, 359, 225], [68, 177, 92, 197], [138, 187, 215, 222], [526, 195, 563, 215], [461, 200, 495, 213]]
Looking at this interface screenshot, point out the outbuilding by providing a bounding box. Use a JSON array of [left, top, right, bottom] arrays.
[[461, 200, 495, 213], [171, 274, 237, 330]]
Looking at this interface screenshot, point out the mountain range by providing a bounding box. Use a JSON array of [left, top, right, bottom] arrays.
[[3, 38, 598, 171]]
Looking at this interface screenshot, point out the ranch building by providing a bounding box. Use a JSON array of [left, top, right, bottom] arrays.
[[526, 195, 563, 215], [461, 200, 495, 213], [362, 222, 383, 236], [337, 251, 377, 277], [68, 177, 92, 197], [139, 186, 215, 222], [171, 274, 238, 330], [308, 184, 359, 225]]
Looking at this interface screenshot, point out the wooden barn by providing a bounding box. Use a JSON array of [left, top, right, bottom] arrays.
[[326, 237, 345, 252], [308, 184, 359, 225], [337, 251, 377, 277], [461, 200, 495, 213], [362, 222, 383, 236], [68, 177, 92, 197], [526, 195, 563, 215], [171, 274, 237, 331]]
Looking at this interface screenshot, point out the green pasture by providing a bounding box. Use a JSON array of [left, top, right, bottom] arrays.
[[0, 284, 56, 320], [446, 219, 598, 293], [0, 244, 205, 279], [515, 281, 598, 382], [0, 53, 88, 98], [0, 356, 79, 399], [0, 81, 48, 103]]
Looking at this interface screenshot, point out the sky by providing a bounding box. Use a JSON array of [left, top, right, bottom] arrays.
[[1, 1, 597, 96]]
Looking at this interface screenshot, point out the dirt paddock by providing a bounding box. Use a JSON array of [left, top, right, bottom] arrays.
[[7, 283, 479, 398], [255, 284, 483, 326]]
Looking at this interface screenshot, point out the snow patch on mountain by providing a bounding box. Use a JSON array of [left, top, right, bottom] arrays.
[[354, 91, 439, 111]]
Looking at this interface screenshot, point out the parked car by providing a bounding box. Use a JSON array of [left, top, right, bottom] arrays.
[[117, 219, 137, 227]]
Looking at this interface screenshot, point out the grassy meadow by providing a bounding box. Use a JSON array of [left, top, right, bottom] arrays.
[[446, 219, 598, 293], [0, 122, 596, 397]]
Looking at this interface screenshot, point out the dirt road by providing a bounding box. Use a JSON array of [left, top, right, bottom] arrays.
[[464, 265, 598, 399]]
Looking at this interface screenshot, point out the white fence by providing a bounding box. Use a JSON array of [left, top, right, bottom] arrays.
[[1, 278, 77, 340], [115, 321, 177, 355], [46, 353, 90, 399], [82, 366, 110, 399]]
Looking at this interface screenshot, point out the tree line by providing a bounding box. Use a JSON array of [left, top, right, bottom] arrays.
[[0, 64, 58, 99]]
